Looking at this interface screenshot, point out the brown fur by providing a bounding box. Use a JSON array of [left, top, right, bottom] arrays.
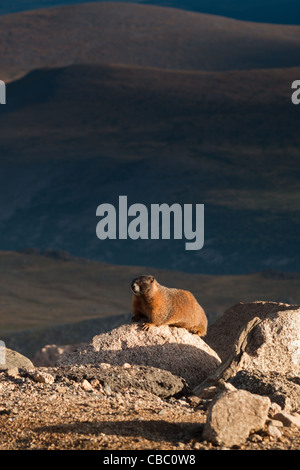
[[131, 275, 207, 336]]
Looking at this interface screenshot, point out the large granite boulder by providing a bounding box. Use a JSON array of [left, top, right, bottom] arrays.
[[59, 322, 222, 388], [237, 308, 300, 376], [205, 301, 300, 377], [194, 303, 300, 412]]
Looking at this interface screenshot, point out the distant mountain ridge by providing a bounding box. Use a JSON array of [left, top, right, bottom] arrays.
[[0, 0, 299, 25], [1, 3, 300, 82]]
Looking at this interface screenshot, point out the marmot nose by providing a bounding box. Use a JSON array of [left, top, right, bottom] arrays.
[[131, 282, 140, 293]]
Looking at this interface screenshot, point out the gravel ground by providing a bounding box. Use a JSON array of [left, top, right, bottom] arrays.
[[0, 366, 299, 452]]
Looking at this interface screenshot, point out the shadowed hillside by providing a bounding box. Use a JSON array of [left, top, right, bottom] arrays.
[[0, 63, 299, 273], [2, 64, 299, 160]]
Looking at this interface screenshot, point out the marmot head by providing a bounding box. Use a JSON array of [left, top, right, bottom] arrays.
[[131, 275, 157, 296]]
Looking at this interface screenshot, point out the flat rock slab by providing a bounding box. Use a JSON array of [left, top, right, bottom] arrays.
[[29, 363, 188, 398], [60, 323, 221, 389]]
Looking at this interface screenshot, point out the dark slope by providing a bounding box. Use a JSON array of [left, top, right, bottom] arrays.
[[0, 0, 299, 25], [0, 64, 299, 274], [2, 64, 299, 160]]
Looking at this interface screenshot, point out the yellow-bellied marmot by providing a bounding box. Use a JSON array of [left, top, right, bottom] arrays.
[[131, 275, 207, 336]]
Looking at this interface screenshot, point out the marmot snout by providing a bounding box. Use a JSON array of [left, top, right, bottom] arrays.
[[131, 275, 155, 296], [131, 275, 207, 336]]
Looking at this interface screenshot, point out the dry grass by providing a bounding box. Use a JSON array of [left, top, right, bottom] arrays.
[[0, 250, 299, 333]]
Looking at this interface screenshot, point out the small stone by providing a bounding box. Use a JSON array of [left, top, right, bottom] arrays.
[[186, 395, 202, 407], [56, 385, 68, 393], [267, 425, 282, 438], [266, 419, 283, 428], [273, 411, 300, 428], [5, 367, 19, 378], [81, 379, 93, 391], [103, 383, 112, 395], [268, 402, 282, 418], [203, 390, 270, 447], [193, 442, 202, 450], [90, 378, 100, 388], [32, 371, 55, 384], [248, 433, 263, 443], [122, 363, 131, 368]]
